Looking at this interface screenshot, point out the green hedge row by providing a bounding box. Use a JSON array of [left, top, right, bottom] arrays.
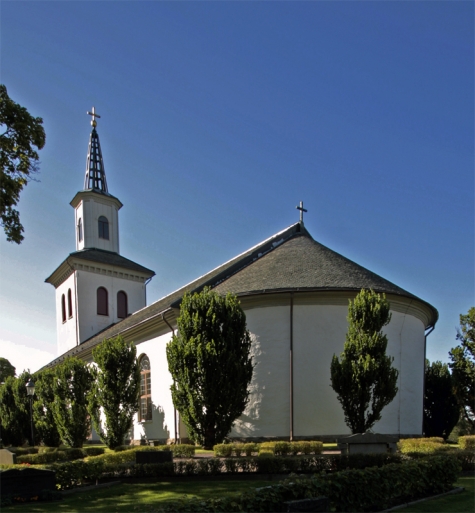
[[44, 452, 402, 490], [398, 437, 453, 454], [213, 441, 323, 457], [16, 447, 105, 464], [155, 455, 461, 513]]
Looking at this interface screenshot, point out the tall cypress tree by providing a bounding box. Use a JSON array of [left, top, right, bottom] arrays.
[[33, 368, 61, 447], [167, 288, 253, 449], [88, 336, 140, 449], [330, 289, 398, 433], [52, 357, 92, 448], [0, 372, 31, 446]]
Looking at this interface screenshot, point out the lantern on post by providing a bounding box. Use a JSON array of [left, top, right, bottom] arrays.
[[25, 378, 35, 447]]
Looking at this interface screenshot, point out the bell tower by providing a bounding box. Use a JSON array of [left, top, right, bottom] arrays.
[[46, 108, 155, 356], [70, 107, 122, 253]]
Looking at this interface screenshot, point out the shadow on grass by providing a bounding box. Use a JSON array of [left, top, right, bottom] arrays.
[[2, 479, 276, 513]]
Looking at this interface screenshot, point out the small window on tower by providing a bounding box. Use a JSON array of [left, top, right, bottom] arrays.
[[98, 216, 109, 240], [61, 294, 66, 323], [68, 289, 73, 318], [78, 218, 83, 242], [117, 291, 128, 319], [97, 287, 108, 316]]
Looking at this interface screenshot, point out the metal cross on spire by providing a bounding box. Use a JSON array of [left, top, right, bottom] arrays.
[[296, 201, 307, 224], [87, 106, 101, 127]]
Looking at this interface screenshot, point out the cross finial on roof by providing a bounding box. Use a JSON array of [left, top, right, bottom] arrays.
[[296, 201, 307, 225], [87, 106, 101, 127]]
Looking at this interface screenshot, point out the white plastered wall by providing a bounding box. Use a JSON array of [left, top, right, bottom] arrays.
[[55, 273, 78, 356], [230, 300, 426, 439], [230, 305, 290, 438], [76, 270, 146, 344], [74, 197, 120, 253], [132, 332, 176, 442]]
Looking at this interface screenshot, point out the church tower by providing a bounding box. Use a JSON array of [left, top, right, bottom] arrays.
[[46, 108, 155, 356]]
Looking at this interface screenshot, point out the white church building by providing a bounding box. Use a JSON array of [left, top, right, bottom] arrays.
[[44, 112, 438, 443]]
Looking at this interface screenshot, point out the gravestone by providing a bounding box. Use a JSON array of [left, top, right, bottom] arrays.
[[0, 448, 16, 465], [0, 468, 56, 498], [284, 496, 329, 512], [337, 433, 398, 454], [135, 450, 173, 464]]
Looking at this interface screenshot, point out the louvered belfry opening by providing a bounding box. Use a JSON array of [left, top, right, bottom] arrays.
[[84, 127, 108, 193]]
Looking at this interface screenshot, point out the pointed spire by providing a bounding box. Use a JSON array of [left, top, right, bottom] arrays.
[[84, 107, 108, 193]]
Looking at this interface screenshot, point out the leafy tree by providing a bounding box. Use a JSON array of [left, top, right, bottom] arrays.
[[449, 307, 475, 428], [0, 84, 45, 243], [0, 357, 16, 382], [52, 357, 93, 448], [423, 360, 459, 440], [88, 336, 140, 449], [167, 287, 253, 449], [32, 368, 61, 447], [0, 371, 32, 446], [330, 289, 399, 433]]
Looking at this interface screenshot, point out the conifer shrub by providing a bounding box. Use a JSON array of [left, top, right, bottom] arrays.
[[169, 444, 195, 458], [459, 435, 475, 450], [82, 447, 105, 456]]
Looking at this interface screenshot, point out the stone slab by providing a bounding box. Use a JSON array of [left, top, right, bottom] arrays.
[[0, 468, 56, 498], [0, 448, 16, 465], [135, 450, 173, 464]]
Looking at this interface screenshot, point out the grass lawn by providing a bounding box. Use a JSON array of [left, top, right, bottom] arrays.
[[403, 475, 474, 513], [2, 479, 277, 513]]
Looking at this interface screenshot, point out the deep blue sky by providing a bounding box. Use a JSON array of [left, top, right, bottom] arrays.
[[1, 1, 473, 373]]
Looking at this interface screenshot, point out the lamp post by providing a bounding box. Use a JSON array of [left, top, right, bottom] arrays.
[[25, 378, 35, 447]]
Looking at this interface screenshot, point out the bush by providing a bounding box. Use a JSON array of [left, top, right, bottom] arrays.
[[16, 451, 68, 464], [398, 437, 451, 454], [459, 435, 475, 450], [83, 447, 105, 457], [259, 442, 276, 455], [213, 444, 233, 457], [170, 444, 195, 458], [156, 455, 460, 513], [243, 443, 258, 456]]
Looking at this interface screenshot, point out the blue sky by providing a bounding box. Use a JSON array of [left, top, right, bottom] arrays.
[[1, 1, 473, 374]]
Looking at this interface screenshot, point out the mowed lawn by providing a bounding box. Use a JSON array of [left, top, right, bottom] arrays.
[[4, 475, 474, 513], [403, 475, 474, 513], [3, 479, 277, 513]]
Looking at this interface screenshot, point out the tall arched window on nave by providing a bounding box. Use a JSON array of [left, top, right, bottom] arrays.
[[139, 355, 152, 421]]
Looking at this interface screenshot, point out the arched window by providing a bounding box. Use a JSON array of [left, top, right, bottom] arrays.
[[61, 294, 66, 323], [78, 218, 83, 242], [98, 216, 109, 240], [117, 291, 128, 319], [97, 287, 108, 316], [67, 288, 73, 318], [139, 355, 152, 421]]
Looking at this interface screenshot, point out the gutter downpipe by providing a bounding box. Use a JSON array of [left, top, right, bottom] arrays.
[[162, 312, 179, 444], [290, 293, 294, 442], [422, 325, 435, 435]]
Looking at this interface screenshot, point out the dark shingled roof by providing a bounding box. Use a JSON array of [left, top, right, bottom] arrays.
[[43, 222, 437, 369], [45, 248, 155, 283], [213, 229, 417, 297]]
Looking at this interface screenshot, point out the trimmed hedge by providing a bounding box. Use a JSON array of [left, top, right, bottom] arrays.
[[398, 437, 452, 454], [43, 452, 404, 490], [213, 441, 323, 457], [155, 454, 461, 513], [15, 446, 105, 464], [459, 435, 475, 450]]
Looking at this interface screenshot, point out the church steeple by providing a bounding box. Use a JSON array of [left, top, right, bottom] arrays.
[[70, 107, 122, 253], [84, 107, 108, 193]]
